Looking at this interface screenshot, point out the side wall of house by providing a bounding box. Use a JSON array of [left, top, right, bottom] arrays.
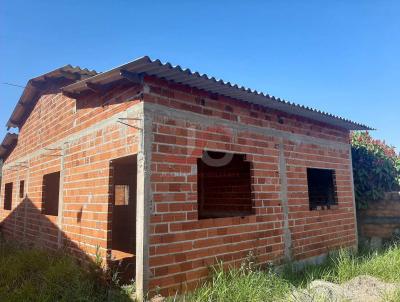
[[143, 77, 356, 295], [0, 75, 358, 298], [0, 84, 142, 260]]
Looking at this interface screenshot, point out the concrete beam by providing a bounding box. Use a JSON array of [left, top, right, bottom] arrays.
[[57, 142, 68, 248], [23, 160, 30, 243], [2, 101, 145, 169], [135, 110, 152, 301], [279, 141, 292, 262], [142, 102, 350, 151]]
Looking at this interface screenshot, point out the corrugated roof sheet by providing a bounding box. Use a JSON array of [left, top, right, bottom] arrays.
[[62, 56, 371, 130], [0, 133, 18, 160], [7, 65, 97, 128]]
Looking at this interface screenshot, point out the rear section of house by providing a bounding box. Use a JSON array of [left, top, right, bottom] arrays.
[[0, 57, 370, 299]]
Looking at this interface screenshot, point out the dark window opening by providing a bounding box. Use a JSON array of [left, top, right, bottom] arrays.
[[197, 151, 253, 219], [4, 183, 13, 210], [42, 172, 60, 216], [110, 155, 137, 255], [307, 168, 337, 210], [19, 180, 25, 198]]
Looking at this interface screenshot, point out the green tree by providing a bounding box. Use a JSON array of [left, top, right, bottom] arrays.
[[351, 131, 400, 209]]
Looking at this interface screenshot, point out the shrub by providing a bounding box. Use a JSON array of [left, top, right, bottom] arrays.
[[351, 131, 400, 209]]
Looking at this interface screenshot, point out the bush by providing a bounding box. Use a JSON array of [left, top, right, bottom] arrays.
[[351, 131, 400, 209]]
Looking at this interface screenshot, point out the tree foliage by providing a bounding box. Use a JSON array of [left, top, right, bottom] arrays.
[[351, 131, 400, 209]]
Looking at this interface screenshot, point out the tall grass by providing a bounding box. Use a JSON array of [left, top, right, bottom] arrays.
[[1, 239, 400, 301], [285, 244, 400, 286], [0, 240, 133, 302], [179, 263, 292, 302], [172, 244, 400, 302]]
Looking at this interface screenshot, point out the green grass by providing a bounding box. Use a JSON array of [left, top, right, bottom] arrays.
[[1, 239, 400, 302], [0, 240, 134, 302], [171, 245, 400, 302], [176, 264, 291, 302], [285, 244, 400, 286]]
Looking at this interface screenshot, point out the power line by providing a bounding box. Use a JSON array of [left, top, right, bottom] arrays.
[[1, 82, 26, 89]]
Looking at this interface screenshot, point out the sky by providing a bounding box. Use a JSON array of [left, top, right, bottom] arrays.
[[0, 1, 399, 150]]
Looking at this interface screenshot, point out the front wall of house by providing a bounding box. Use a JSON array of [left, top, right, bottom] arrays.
[[143, 78, 356, 295], [0, 85, 142, 260], [0, 76, 357, 297]]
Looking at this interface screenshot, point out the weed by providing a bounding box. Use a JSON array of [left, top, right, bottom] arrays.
[[0, 240, 134, 302], [171, 244, 400, 302]]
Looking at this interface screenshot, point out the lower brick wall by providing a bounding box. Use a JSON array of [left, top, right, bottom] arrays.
[[147, 104, 357, 295], [0, 102, 142, 263], [358, 192, 400, 243], [0, 81, 358, 298]]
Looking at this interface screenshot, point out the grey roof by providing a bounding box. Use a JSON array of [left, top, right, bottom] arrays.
[[7, 65, 97, 128], [0, 133, 18, 160], [63, 56, 371, 130]]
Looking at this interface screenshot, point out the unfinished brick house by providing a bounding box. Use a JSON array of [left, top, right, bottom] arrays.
[[0, 56, 370, 299]]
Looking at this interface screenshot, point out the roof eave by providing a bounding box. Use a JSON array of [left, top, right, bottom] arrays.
[[0, 133, 18, 161], [62, 56, 372, 131], [6, 65, 98, 129]]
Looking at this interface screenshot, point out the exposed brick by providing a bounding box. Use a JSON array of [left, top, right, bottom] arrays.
[[0, 75, 357, 297]]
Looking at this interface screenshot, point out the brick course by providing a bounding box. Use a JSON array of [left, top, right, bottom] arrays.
[[1, 74, 357, 297], [143, 77, 356, 294], [358, 192, 400, 240]]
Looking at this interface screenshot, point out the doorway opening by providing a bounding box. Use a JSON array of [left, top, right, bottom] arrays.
[[109, 154, 137, 280]]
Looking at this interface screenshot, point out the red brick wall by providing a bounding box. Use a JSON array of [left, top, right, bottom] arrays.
[[358, 192, 400, 240], [0, 76, 357, 297], [1, 84, 142, 260], [144, 77, 356, 295]]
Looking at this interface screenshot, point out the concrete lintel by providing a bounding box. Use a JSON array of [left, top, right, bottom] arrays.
[[142, 102, 350, 151]]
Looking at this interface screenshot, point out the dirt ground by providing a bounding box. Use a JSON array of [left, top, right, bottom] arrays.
[[291, 275, 399, 302], [150, 275, 399, 302]]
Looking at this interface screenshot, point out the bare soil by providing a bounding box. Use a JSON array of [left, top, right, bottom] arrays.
[[291, 275, 399, 302]]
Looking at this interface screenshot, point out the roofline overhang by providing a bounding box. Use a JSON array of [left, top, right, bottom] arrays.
[[0, 133, 18, 161], [62, 56, 372, 131], [6, 65, 97, 129]]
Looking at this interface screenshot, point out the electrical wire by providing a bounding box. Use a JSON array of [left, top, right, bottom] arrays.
[[1, 82, 26, 89]]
